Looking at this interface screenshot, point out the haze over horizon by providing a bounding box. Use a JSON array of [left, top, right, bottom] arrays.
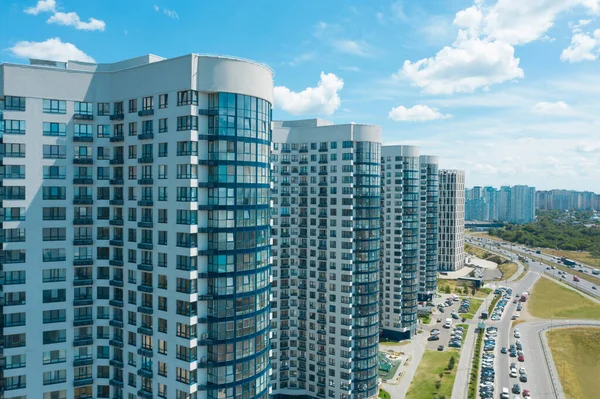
[[2, 0, 600, 191]]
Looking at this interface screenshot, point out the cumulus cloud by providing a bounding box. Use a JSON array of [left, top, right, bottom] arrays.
[[561, 29, 600, 63], [24, 0, 55, 15], [531, 101, 572, 115], [154, 5, 179, 19], [7, 37, 95, 63], [48, 12, 106, 31], [388, 105, 452, 122], [274, 72, 344, 115], [399, 0, 600, 94]]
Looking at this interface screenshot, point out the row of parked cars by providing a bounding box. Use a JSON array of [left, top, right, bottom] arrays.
[[479, 326, 498, 398], [490, 287, 513, 321]]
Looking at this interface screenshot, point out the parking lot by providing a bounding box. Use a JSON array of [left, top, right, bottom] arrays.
[[423, 296, 468, 351]]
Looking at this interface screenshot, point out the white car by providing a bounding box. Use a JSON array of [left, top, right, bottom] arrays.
[[509, 369, 517, 378], [519, 367, 526, 375], [514, 331, 521, 338]]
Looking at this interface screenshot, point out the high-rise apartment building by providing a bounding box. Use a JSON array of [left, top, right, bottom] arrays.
[[438, 170, 465, 272], [380, 146, 420, 340], [270, 119, 381, 399], [536, 190, 600, 211], [0, 54, 273, 399], [509, 185, 535, 224], [419, 156, 439, 301], [466, 185, 535, 224]]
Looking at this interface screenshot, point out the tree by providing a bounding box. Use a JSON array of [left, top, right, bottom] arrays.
[[435, 380, 441, 390]]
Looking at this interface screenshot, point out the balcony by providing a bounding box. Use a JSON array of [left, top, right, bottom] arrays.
[[138, 133, 154, 140], [73, 298, 93, 306], [73, 113, 94, 121], [138, 305, 153, 314], [198, 108, 218, 116], [110, 113, 124, 121], [109, 338, 124, 348], [137, 389, 153, 399], [137, 367, 153, 378], [138, 156, 153, 164], [109, 219, 124, 226], [109, 319, 124, 328], [137, 221, 153, 228], [138, 284, 153, 293], [109, 157, 124, 165], [137, 243, 153, 250], [109, 358, 124, 368], [73, 258, 93, 266], [137, 178, 153, 185], [73, 377, 93, 387], [110, 135, 124, 142], [73, 136, 94, 143], [137, 347, 153, 357], [73, 178, 93, 185], [109, 279, 124, 287], [73, 357, 94, 366], [137, 326, 153, 336], [74, 238, 94, 246], [73, 157, 93, 164], [73, 278, 93, 286], [109, 299, 124, 307], [109, 378, 124, 388], [138, 109, 154, 117], [73, 197, 93, 205], [73, 318, 94, 327], [109, 259, 124, 266], [73, 337, 93, 346], [109, 239, 124, 246], [137, 199, 153, 206], [109, 178, 124, 185], [137, 263, 153, 272], [73, 218, 94, 225], [109, 199, 124, 205]]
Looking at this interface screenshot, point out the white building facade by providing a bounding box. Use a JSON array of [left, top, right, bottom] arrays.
[[270, 119, 381, 399], [438, 170, 466, 272], [0, 54, 273, 399]]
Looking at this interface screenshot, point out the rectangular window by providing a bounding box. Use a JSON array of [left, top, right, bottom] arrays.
[[158, 143, 168, 157], [97, 124, 110, 138], [0, 165, 25, 179], [74, 124, 93, 138], [114, 101, 124, 115], [97, 102, 110, 116], [129, 99, 137, 113], [142, 120, 153, 134], [177, 115, 198, 131], [43, 144, 67, 159], [176, 141, 198, 156], [43, 248, 66, 262], [43, 227, 66, 241], [43, 99, 66, 114], [43, 309, 66, 323], [43, 207, 66, 220], [129, 122, 137, 136], [159, 94, 168, 109], [43, 166, 66, 179], [43, 186, 66, 200], [143, 96, 154, 110], [0, 186, 26, 200], [0, 207, 26, 221], [0, 143, 26, 157], [177, 90, 198, 106], [75, 102, 93, 115], [43, 268, 66, 282], [158, 118, 168, 133], [4, 95, 26, 111], [43, 288, 66, 303], [158, 165, 167, 179], [43, 122, 66, 137], [4, 120, 26, 134], [0, 228, 26, 242]]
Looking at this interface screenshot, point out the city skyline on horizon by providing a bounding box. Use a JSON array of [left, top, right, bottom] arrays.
[[2, 0, 600, 192]]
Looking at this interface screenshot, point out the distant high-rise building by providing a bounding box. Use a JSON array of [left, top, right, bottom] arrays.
[[438, 170, 466, 271], [270, 119, 382, 399], [536, 189, 600, 211], [510, 185, 536, 224], [466, 185, 535, 224]]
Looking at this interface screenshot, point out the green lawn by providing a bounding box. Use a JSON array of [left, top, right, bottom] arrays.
[[544, 248, 600, 268], [529, 277, 600, 319], [459, 298, 483, 320], [498, 261, 518, 280], [379, 389, 391, 399], [406, 350, 460, 399], [547, 328, 600, 399]]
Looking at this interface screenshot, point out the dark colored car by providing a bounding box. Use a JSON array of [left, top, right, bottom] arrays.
[[501, 347, 507, 354], [438, 345, 444, 351], [428, 335, 440, 341], [512, 384, 521, 394]]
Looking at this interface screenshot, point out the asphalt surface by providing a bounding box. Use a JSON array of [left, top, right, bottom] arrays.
[[424, 297, 466, 351]]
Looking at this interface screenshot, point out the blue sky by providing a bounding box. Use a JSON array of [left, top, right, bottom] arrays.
[[2, 0, 600, 191]]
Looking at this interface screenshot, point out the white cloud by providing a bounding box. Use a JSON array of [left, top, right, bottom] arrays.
[[154, 5, 160, 12], [531, 101, 572, 115], [48, 12, 106, 31], [24, 0, 55, 15], [388, 104, 452, 122], [286, 52, 316, 67], [7, 37, 95, 63], [340, 66, 360, 72], [163, 8, 179, 19], [400, 0, 600, 94], [400, 38, 523, 94], [561, 28, 600, 62], [332, 40, 372, 57], [274, 72, 344, 115]]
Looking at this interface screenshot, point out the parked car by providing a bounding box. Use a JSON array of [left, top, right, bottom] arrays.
[[518, 354, 525, 362], [501, 347, 507, 354], [512, 384, 521, 394], [427, 335, 440, 341], [437, 345, 444, 351]]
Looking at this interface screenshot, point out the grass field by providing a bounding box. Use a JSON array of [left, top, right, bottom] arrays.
[[438, 279, 490, 298], [498, 261, 518, 280], [528, 277, 600, 319], [379, 389, 391, 399], [406, 350, 460, 399], [459, 298, 483, 320], [544, 249, 600, 268], [547, 327, 600, 399], [465, 243, 490, 258]]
